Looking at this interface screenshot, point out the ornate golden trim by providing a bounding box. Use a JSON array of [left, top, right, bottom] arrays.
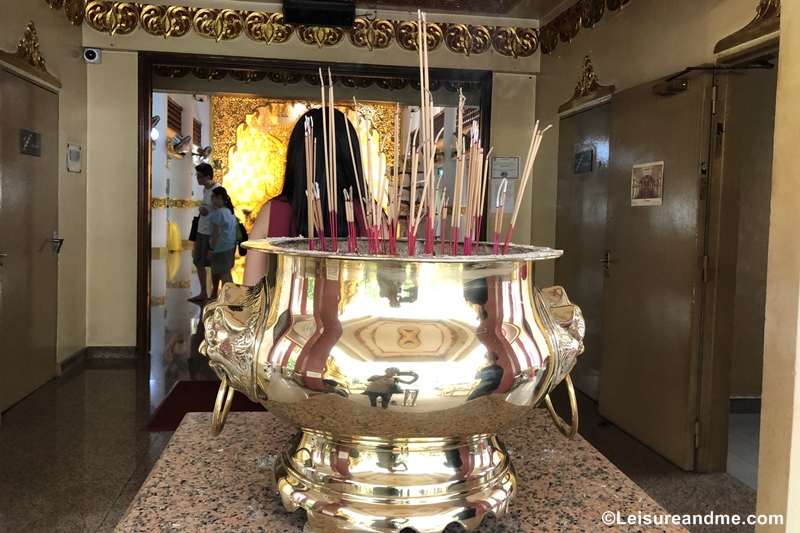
[[714, 0, 780, 55], [154, 66, 481, 95], [85, 1, 139, 36], [349, 18, 395, 52], [150, 295, 166, 307], [151, 197, 168, 209], [67, 1, 540, 58], [0, 22, 62, 89], [541, 0, 631, 55], [168, 198, 196, 208], [558, 56, 615, 114], [245, 12, 293, 45], [167, 279, 191, 289]]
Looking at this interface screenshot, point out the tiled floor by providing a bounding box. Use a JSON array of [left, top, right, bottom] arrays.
[[0, 252, 759, 532], [728, 413, 761, 490]]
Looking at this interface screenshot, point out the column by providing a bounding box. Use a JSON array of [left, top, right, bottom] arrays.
[[757, 1, 800, 530]]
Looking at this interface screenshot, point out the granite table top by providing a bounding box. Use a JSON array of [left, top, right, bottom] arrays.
[[116, 411, 688, 532]]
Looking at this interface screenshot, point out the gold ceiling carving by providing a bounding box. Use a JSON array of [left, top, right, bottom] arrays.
[[714, 0, 780, 55], [57, 1, 539, 58], [153, 66, 480, 95], [558, 56, 615, 114], [541, 0, 632, 55]]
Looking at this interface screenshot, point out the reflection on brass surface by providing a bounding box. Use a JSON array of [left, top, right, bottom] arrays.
[[244, 12, 293, 45], [558, 56, 615, 114], [349, 18, 395, 51], [85, 1, 138, 36], [324, 0, 523, 14], [140, 4, 192, 38], [168, 198, 196, 209], [63, 2, 540, 59], [714, 0, 780, 55], [45, 0, 65, 10], [297, 25, 345, 48], [151, 197, 168, 209], [396, 20, 444, 52], [193, 8, 244, 42], [443, 24, 491, 56], [491, 27, 539, 58], [201, 238, 585, 532], [541, 0, 634, 54]]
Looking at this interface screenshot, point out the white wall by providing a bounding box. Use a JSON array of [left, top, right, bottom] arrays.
[[1, 1, 88, 363]]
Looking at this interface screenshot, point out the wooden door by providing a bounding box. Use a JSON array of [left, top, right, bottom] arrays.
[[599, 73, 713, 470], [0, 69, 59, 412], [554, 103, 611, 401]]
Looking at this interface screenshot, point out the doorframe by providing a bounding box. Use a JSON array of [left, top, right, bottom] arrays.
[[135, 52, 494, 354], [695, 48, 779, 471]]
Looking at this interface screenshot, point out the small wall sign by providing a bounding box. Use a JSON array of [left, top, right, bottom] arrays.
[[573, 149, 593, 174], [67, 144, 82, 173], [19, 129, 41, 157], [490, 157, 520, 180]]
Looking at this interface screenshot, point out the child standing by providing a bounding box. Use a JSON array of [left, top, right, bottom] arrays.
[[207, 186, 237, 299]]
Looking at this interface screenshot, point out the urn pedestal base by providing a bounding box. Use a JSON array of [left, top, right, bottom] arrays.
[[274, 431, 517, 533]]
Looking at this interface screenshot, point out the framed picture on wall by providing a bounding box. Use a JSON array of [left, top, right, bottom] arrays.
[[631, 161, 664, 206]]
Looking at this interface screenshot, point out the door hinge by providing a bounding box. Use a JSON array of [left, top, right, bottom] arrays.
[[711, 85, 718, 115], [695, 420, 701, 449], [702, 255, 709, 283]]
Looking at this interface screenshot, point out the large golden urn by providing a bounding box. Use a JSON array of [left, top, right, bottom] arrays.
[[201, 238, 584, 533]]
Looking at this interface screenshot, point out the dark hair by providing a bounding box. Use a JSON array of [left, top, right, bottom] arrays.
[[211, 186, 235, 213], [195, 162, 214, 179], [282, 108, 365, 238]]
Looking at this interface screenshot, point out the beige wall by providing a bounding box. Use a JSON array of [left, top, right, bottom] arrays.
[[86, 50, 139, 346], [1, 2, 88, 363], [534, 0, 756, 287]]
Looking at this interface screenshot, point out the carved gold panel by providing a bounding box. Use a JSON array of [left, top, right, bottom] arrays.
[[541, 0, 635, 55], [140, 5, 193, 38], [349, 18, 395, 51], [52, 1, 547, 59]]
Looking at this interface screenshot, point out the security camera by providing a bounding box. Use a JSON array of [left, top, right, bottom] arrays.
[[83, 48, 101, 64]]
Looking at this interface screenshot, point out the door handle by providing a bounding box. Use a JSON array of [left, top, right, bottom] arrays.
[[600, 250, 611, 277], [48, 231, 64, 255]]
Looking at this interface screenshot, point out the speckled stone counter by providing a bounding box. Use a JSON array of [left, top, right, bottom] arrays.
[[116, 411, 688, 532]]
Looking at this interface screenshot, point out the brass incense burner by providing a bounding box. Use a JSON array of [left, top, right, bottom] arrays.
[[201, 238, 584, 532]]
